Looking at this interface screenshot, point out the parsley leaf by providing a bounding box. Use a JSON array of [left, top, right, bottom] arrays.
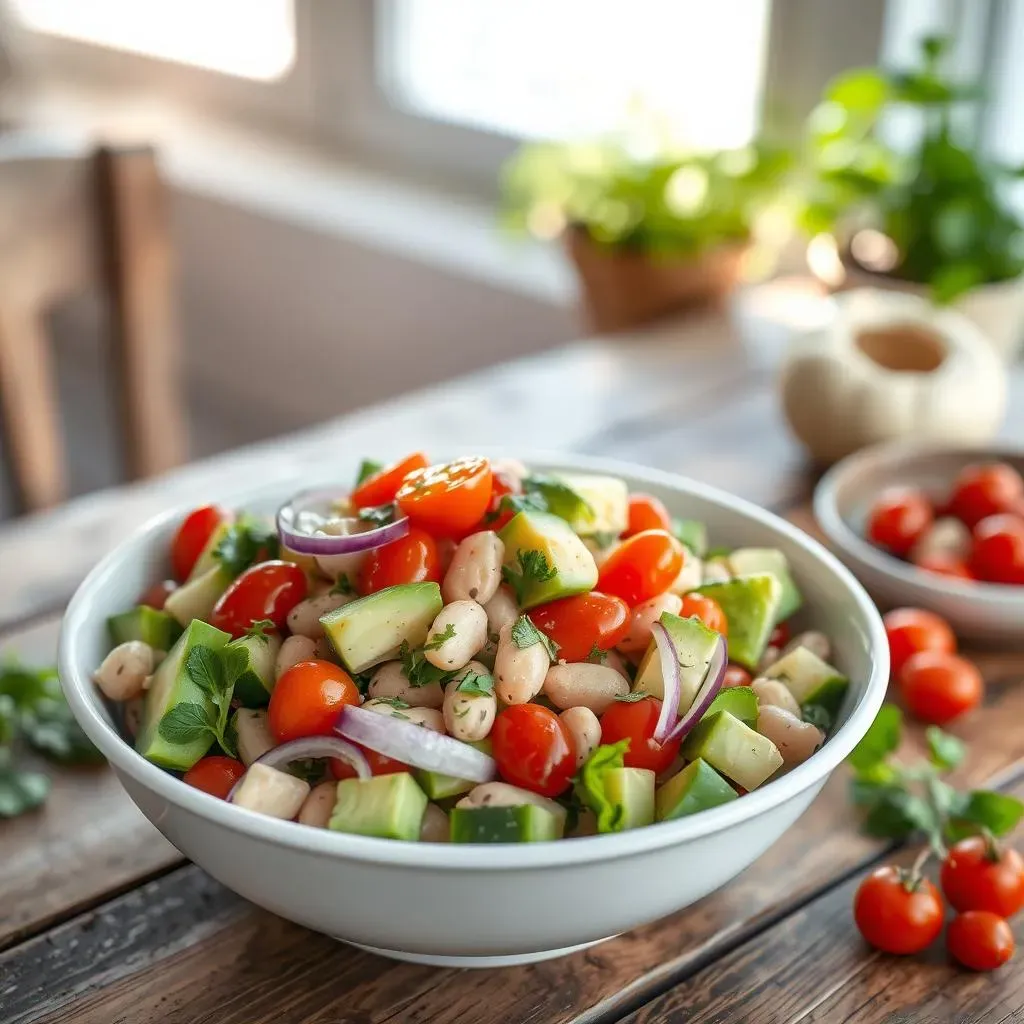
[[926, 726, 965, 771], [454, 669, 495, 697], [214, 517, 279, 577], [614, 690, 649, 703], [398, 642, 453, 688], [424, 623, 457, 651], [358, 503, 397, 527], [0, 759, 51, 817], [158, 702, 215, 745], [245, 619, 276, 639], [800, 703, 833, 732], [181, 645, 242, 757], [949, 790, 1024, 839], [587, 643, 608, 664], [521, 475, 594, 527], [486, 491, 546, 524], [371, 697, 411, 710], [848, 705, 902, 772], [510, 615, 559, 661], [502, 550, 557, 604], [356, 459, 383, 485], [186, 646, 223, 696]]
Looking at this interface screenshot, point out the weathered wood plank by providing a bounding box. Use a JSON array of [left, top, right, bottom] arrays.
[[0, 614, 179, 952], [621, 775, 1024, 1024]]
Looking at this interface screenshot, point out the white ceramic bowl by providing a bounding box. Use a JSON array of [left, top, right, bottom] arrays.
[[59, 454, 888, 968], [814, 441, 1024, 645]]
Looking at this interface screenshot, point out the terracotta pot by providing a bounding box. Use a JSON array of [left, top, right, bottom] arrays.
[[566, 227, 747, 334]]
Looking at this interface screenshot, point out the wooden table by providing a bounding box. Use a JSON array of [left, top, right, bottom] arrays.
[[4, 287, 1024, 1024]]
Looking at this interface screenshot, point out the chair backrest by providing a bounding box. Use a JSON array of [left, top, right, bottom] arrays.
[[0, 138, 186, 512]]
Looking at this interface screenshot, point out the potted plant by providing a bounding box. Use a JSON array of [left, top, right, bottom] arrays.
[[799, 34, 1024, 360], [499, 130, 791, 333]]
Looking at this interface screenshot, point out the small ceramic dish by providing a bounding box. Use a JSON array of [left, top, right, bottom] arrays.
[[814, 440, 1024, 644]]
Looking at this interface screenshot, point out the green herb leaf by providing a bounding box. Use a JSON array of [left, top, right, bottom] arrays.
[[358, 503, 397, 527], [398, 642, 453, 688], [486, 491, 546, 524], [356, 459, 383, 485], [424, 623, 457, 651], [801, 703, 833, 732], [502, 549, 557, 604], [926, 726, 965, 771], [214, 517, 279, 577], [949, 790, 1024, 839], [244, 619, 276, 639], [158, 702, 214, 746], [587, 643, 608, 664], [371, 697, 411, 710], [186, 646, 224, 697], [862, 788, 939, 840], [614, 690, 649, 703], [521, 475, 594, 527], [20, 699, 104, 763], [556, 786, 586, 834], [454, 670, 495, 697], [574, 741, 629, 833], [672, 518, 708, 557], [330, 575, 356, 596], [0, 764, 51, 817], [848, 705, 903, 773], [510, 615, 559, 661]]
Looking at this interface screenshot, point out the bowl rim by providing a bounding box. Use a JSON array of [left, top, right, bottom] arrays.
[[814, 439, 1024, 607], [59, 451, 889, 871]]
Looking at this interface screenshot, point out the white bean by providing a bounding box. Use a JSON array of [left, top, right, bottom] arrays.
[[235, 708, 276, 766], [298, 781, 338, 828], [276, 635, 317, 679], [424, 600, 488, 671], [456, 782, 565, 826], [442, 531, 505, 605], [618, 593, 683, 654], [368, 660, 444, 708], [286, 592, 352, 639], [443, 664, 497, 741], [362, 699, 446, 733], [751, 677, 801, 717], [494, 622, 549, 704], [93, 641, 157, 701], [669, 555, 703, 595], [420, 802, 450, 842], [782, 631, 832, 662], [756, 705, 824, 766], [543, 662, 630, 714], [231, 763, 310, 819], [483, 585, 519, 635], [560, 706, 601, 767]]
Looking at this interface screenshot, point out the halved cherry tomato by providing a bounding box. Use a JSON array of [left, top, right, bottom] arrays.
[[331, 746, 409, 779], [483, 469, 521, 531], [899, 651, 983, 725], [209, 560, 308, 638], [866, 488, 933, 557], [947, 911, 1015, 971], [268, 660, 360, 743], [597, 530, 685, 606], [529, 591, 631, 662], [351, 452, 429, 509], [970, 514, 1024, 585], [490, 703, 576, 797], [722, 664, 752, 688], [679, 592, 728, 637], [140, 579, 176, 610], [183, 756, 244, 800], [625, 494, 672, 537], [599, 696, 682, 774], [948, 462, 1024, 528], [914, 552, 975, 581], [769, 621, 791, 648], [396, 457, 493, 536], [853, 865, 944, 955], [170, 504, 227, 581], [358, 528, 440, 595], [882, 607, 956, 678], [941, 836, 1024, 917]]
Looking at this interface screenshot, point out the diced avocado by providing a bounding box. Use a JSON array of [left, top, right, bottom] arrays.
[[416, 739, 491, 800], [672, 518, 708, 557], [329, 773, 427, 841], [107, 605, 182, 650], [321, 582, 442, 674], [548, 472, 628, 537], [135, 619, 232, 770], [702, 685, 759, 727], [766, 646, 850, 728], [450, 804, 563, 843], [727, 548, 803, 623], [498, 510, 598, 609], [634, 612, 721, 712], [226, 630, 281, 707], [602, 767, 655, 831], [187, 520, 231, 580], [681, 711, 783, 791], [656, 758, 738, 821], [164, 565, 233, 627], [694, 574, 781, 670]]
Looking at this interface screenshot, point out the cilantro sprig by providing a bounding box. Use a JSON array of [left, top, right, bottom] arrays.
[[214, 517, 279, 577], [510, 614, 560, 661], [424, 623, 457, 650], [398, 642, 453, 688], [502, 550, 557, 604], [485, 475, 593, 529], [454, 668, 495, 697]]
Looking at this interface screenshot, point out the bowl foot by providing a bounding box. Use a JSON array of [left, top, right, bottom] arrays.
[[341, 936, 615, 968]]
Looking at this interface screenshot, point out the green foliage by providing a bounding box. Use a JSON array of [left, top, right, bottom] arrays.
[[800, 34, 1024, 302]]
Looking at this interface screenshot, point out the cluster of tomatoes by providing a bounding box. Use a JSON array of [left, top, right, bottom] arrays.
[[855, 835, 1023, 970], [866, 461, 1024, 585]]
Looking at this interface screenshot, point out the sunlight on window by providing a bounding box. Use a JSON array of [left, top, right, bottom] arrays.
[[385, 0, 771, 149], [10, 0, 295, 81]]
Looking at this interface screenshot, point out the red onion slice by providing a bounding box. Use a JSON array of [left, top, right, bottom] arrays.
[[651, 621, 682, 744], [277, 487, 409, 556], [225, 736, 370, 801], [663, 634, 728, 745], [334, 704, 498, 784]]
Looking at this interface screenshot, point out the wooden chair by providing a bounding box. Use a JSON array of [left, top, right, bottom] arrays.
[[0, 139, 186, 512]]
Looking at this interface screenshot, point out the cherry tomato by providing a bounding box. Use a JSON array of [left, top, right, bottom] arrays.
[[396, 457, 493, 536], [330, 745, 409, 779], [970, 514, 1024, 585], [722, 664, 752, 688], [941, 837, 1024, 917], [882, 607, 957, 678], [625, 493, 672, 537], [599, 696, 683, 774], [268, 660, 360, 743], [351, 452, 429, 510], [853, 865, 944, 955], [490, 704, 576, 797], [529, 592, 631, 662], [170, 504, 227, 581], [358, 528, 440, 595], [913, 552, 975, 581], [899, 651, 983, 725], [597, 530, 685, 607], [183, 755, 244, 800], [140, 579, 176, 610], [209, 560, 308, 638], [866, 488, 934, 557], [948, 462, 1024, 528], [769, 621, 791, 648], [947, 911, 1015, 971], [679, 592, 728, 637]]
